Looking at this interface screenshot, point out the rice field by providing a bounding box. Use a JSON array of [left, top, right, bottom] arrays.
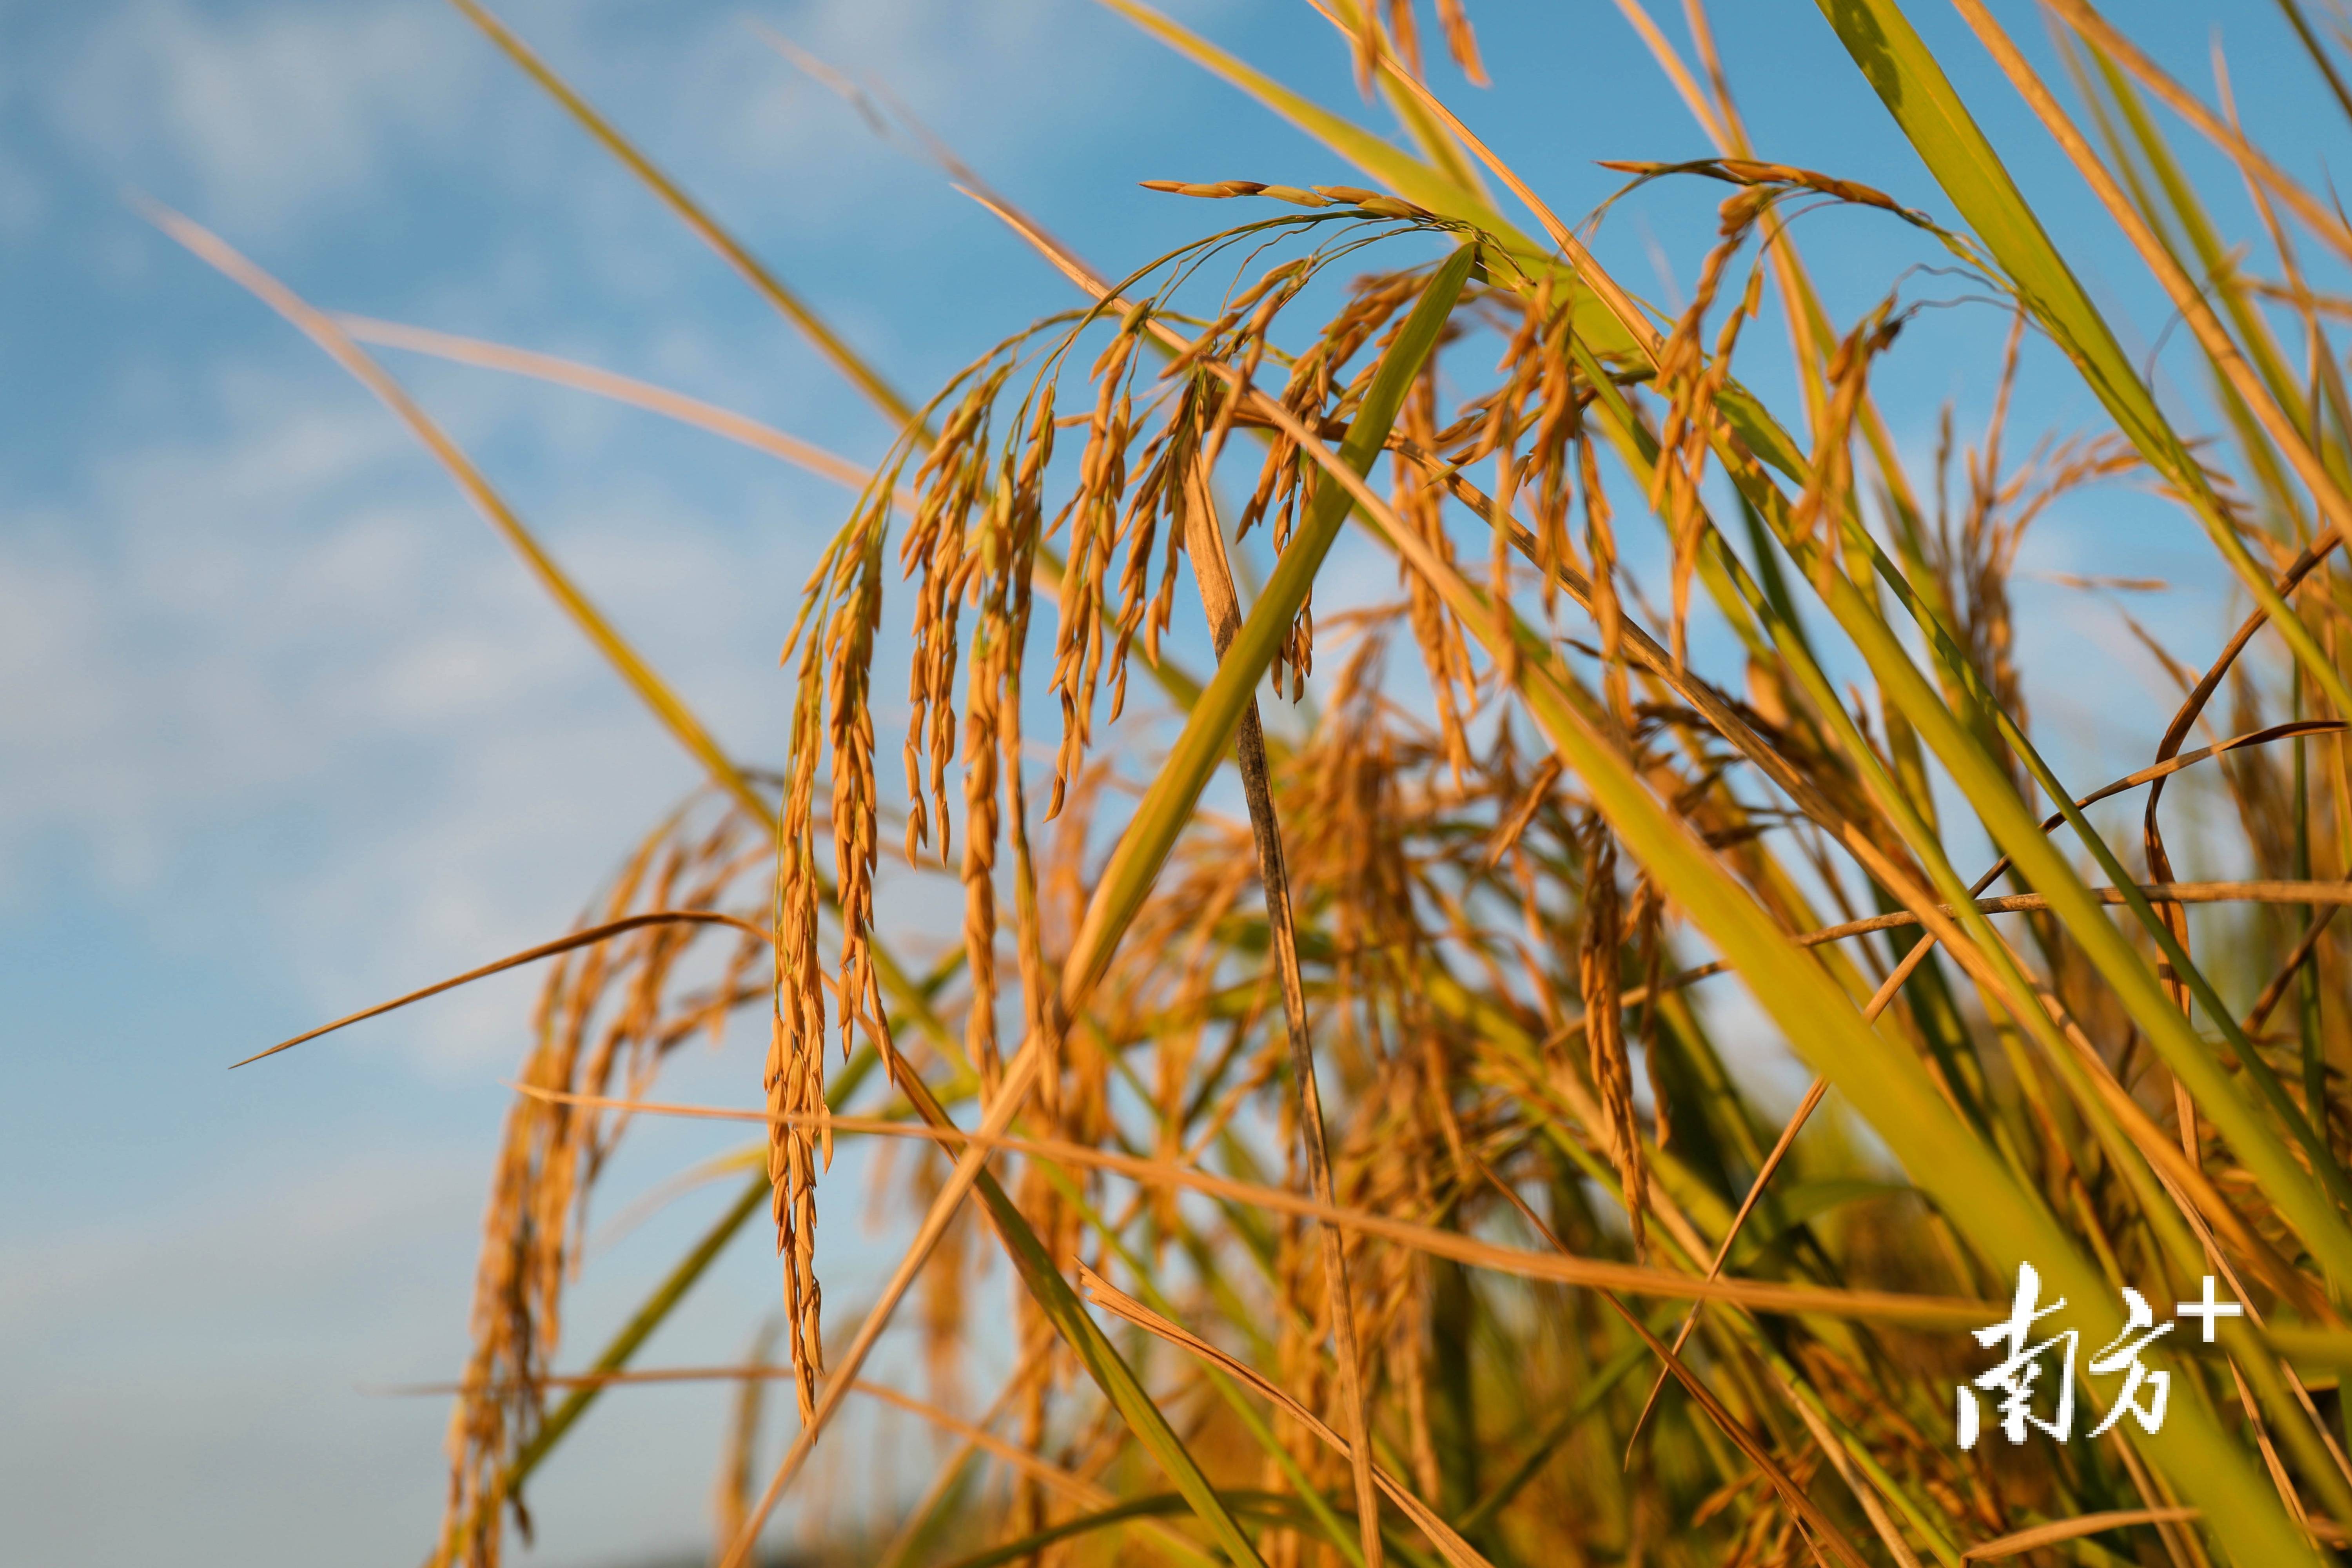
[[188, 2, 2352, 1563]]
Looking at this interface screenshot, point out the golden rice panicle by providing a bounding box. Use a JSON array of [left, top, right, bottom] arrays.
[[899, 364, 1010, 867], [1393, 364, 1475, 779], [956, 386, 1057, 1093], [1381, 0, 1422, 78], [439, 793, 767, 1567], [1578, 820, 1650, 1259], [1218, 252, 1335, 571], [770, 494, 898, 1417], [1646, 203, 1765, 670], [1347, 0, 1486, 96], [956, 600, 1005, 1093], [1252, 268, 1437, 699], [1435, 0, 1486, 83], [768, 511, 872, 1419], [1281, 631, 1435, 1093], [764, 333, 1013, 1398], [1791, 295, 1902, 587], [1045, 305, 1147, 818], [1001, 594, 1060, 1118], [819, 524, 890, 1078], [1501, 275, 1583, 623], [1111, 376, 1200, 692], [1927, 314, 2134, 800]]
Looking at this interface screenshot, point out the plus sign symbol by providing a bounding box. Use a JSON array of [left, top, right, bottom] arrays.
[[2176, 1275, 2245, 1342]]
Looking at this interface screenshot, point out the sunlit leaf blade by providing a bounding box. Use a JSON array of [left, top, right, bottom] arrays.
[[446, 0, 921, 431], [144, 201, 775, 828], [975, 1165, 1267, 1568]]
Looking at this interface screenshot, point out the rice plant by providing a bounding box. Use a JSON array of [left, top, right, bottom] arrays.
[[183, 0, 2352, 1563]]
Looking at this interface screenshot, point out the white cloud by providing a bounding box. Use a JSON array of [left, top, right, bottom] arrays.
[[52, 0, 487, 233], [0, 349, 811, 1069], [38, 0, 1130, 250]]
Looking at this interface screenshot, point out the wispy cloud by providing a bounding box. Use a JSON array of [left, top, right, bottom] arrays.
[[0, 347, 824, 1067], [52, 0, 489, 234]]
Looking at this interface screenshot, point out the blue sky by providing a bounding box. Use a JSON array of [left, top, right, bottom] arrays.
[[2, 1, 2343, 1563]]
